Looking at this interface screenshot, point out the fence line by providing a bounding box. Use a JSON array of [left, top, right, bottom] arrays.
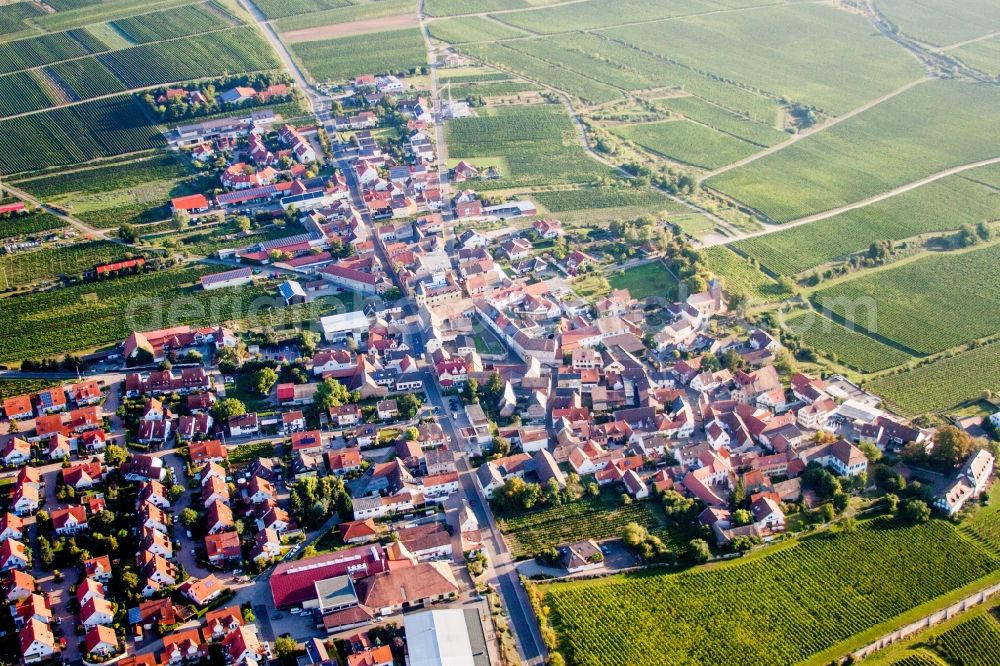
[[851, 581, 1000, 661]]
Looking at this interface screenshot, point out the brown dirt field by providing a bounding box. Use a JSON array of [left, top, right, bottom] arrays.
[[280, 13, 419, 44]]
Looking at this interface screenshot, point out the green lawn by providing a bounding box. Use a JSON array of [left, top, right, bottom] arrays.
[[498, 489, 670, 559], [228, 441, 275, 465], [607, 261, 678, 302]]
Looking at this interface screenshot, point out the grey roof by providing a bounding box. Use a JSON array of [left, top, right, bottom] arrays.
[[313, 575, 358, 611]]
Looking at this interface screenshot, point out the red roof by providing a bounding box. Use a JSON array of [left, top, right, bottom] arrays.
[[171, 194, 210, 211], [269, 546, 387, 608], [0, 202, 26, 214]]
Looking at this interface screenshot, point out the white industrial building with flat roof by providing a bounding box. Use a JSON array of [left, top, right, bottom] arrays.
[[320, 311, 370, 342], [404, 608, 490, 666]]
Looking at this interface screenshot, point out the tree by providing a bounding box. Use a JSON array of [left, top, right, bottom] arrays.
[[121, 571, 139, 594], [902, 499, 931, 524], [490, 436, 511, 457], [38, 536, 54, 569], [214, 397, 247, 421], [802, 464, 841, 500], [462, 377, 479, 404], [169, 484, 186, 501], [871, 464, 905, 493], [494, 477, 542, 512], [884, 493, 900, 513], [103, 444, 128, 467], [686, 539, 711, 564], [172, 209, 190, 232], [929, 426, 974, 469], [273, 636, 298, 663], [118, 224, 138, 244], [858, 442, 882, 463], [815, 503, 836, 523], [297, 330, 320, 357], [700, 353, 721, 372], [90, 510, 115, 531], [732, 509, 752, 526], [234, 216, 252, 233], [773, 348, 795, 374], [254, 367, 279, 395], [314, 378, 350, 413], [180, 508, 200, 530], [720, 348, 746, 372], [216, 343, 246, 374], [396, 393, 422, 418], [486, 371, 504, 396], [622, 522, 648, 548], [832, 490, 850, 514], [729, 479, 747, 510], [404, 426, 419, 441]]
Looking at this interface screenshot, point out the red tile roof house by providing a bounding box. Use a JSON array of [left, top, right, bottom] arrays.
[[15, 592, 52, 627], [51, 506, 88, 535], [327, 447, 362, 475], [84, 624, 120, 657], [160, 627, 206, 663], [3, 394, 34, 420], [0, 200, 26, 215], [251, 528, 281, 564], [281, 410, 306, 433], [2, 438, 31, 466], [0, 512, 25, 541], [4, 569, 37, 604], [176, 413, 214, 442], [222, 625, 265, 665], [68, 379, 102, 406], [206, 499, 234, 534], [83, 555, 113, 583], [34, 386, 67, 415], [179, 574, 225, 606], [11, 483, 40, 516], [189, 438, 227, 464], [139, 480, 171, 509], [205, 531, 242, 564], [204, 605, 243, 639], [339, 519, 379, 545], [62, 460, 104, 489], [0, 538, 30, 571], [330, 404, 362, 427], [171, 193, 211, 217], [81, 595, 115, 628], [247, 475, 276, 504], [228, 413, 260, 437], [19, 618, 57, 664], [76, 578, 106, 607]]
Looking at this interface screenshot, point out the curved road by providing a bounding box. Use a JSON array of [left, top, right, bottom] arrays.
[[0, 180, 111, 240], [702, 76, 930, 181], [699, 154, 1000, 248]]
